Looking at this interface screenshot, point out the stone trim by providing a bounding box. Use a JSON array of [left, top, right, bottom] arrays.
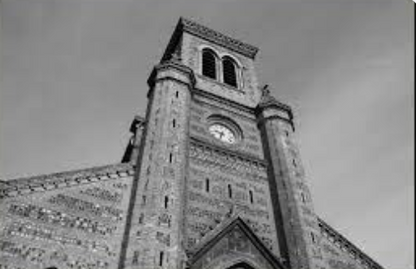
[[257, 86, 293, 118], [180, 18, 259, 59], [318, 218, 384, 269], [188, 216, 286, 269], [0, 163, 134, 199], [148, 59, 196, 89], [258, 115, 295, 132], [256, 98, 295, 131], [192, 88, 256, 120], [190, 137, 266, 166]]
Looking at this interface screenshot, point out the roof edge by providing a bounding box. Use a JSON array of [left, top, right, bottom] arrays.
[[318, 217, 384, 269], [163, 17, 259, 60], [0, 163, 134, 199]]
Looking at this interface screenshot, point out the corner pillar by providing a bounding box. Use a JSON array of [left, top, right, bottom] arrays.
[[257, 93, 328, 269], [119, 59, 195, 269]]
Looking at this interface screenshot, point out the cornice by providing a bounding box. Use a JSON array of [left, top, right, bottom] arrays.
[[0, 163, 135, 199], [318, 218, 385, 269], [190, 137, 266, 166], [258, 98, 293, 117], [256, 87, 295, 130], [180, 17, 258, 59], [192, 87, 256, 121], [257, 114, 295, 132], [256, 85, 292, 115], [147, 59, 196, 90]]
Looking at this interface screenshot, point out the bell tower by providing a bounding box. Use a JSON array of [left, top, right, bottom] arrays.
[[120, 18, 328, 269]]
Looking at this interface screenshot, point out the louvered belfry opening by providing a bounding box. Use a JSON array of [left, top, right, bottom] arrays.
[[222, 57, 238, 87], [202, 49, 217, 79]]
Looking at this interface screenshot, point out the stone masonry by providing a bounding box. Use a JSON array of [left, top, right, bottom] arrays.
[[0, 18, 385, 269]]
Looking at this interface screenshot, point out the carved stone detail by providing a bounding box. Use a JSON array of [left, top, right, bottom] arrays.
[[8, 203, 116, 235], [180, 18, 258, 59]]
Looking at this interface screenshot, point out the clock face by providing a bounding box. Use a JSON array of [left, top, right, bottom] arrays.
[[209, 124, 236, 144]]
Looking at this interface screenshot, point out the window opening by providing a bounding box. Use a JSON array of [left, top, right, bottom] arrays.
[[164, 196, 169, 209], [132, 251, 140, 265], [159, 251, 164, 266], [249, 190, 254, 204], [202, 49, 217, 79], [139, 213, 145, 224], [222, 57, 238, 87], [311, 232, 316, 243], [206, 178, 210, 192], [301, 192, 306, 203]]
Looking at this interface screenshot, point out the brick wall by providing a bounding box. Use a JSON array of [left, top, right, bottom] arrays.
[[0, 164, 134, 269]]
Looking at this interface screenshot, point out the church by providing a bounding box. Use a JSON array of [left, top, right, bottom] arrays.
[[0, 18, 385, 269]]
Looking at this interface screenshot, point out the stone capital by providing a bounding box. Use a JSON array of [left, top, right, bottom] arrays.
[[147, 59, 196, 94], [256, 93, 294, 130]]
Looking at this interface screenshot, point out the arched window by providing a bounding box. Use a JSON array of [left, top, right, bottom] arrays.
[[202, 49, 217, 79], [222, 57, 238, 87]]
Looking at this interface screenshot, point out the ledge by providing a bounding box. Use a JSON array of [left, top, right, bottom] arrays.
[[190, 137, 267, 166]]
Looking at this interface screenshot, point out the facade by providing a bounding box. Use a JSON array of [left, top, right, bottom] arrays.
[[0, 18, 385, 269]]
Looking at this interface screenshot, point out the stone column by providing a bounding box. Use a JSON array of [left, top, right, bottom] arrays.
[[257, 90, 328, 269], [119, 59, 194, 269]]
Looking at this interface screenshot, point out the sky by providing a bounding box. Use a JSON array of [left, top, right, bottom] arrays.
[[0, 0, 414, 268]]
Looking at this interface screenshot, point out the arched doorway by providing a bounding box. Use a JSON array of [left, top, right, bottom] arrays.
[[227, 262, 255, 269]]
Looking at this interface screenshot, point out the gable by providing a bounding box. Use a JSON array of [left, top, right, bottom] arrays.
[[318, 218, 384, 269], [188, 217, 285, 269]]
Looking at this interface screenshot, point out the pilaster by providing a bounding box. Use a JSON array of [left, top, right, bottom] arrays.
[[257, 89, 328, 269], [119, 59, 195, 269]]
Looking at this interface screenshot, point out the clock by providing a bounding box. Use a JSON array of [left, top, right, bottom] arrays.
[[209, 124, 236, 144]]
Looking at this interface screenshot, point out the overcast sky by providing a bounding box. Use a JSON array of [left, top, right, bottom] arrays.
[[1, 1, 413, 268]]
